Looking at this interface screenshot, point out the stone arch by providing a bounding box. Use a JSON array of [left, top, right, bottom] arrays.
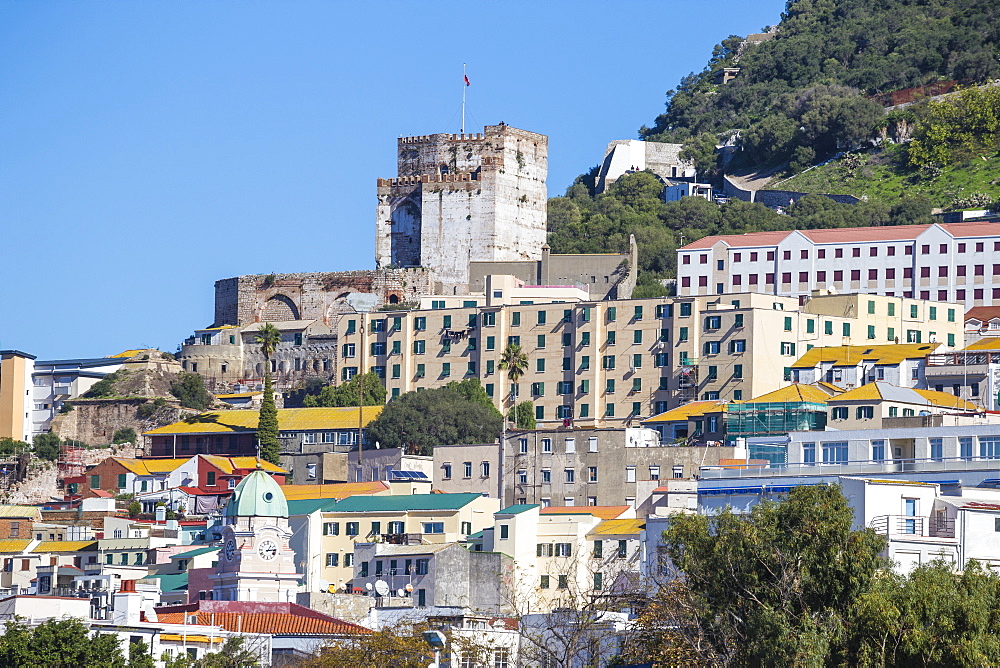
[[261, 294, 299, 321], [388, 293, 400, 304]]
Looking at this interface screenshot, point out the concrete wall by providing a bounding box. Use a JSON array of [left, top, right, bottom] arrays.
[[433, 443, 500, 497]]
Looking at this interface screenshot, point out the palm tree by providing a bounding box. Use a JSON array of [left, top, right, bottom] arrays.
[[498, 342, 529, 424], [254, 322, 282, 464]]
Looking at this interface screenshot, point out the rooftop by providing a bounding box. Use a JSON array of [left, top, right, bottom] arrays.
[[748, 383, 843, 404], [587, 518, 646, 538], [963, 337, 1000, 351], [540, 506, 631, 520], [144, 406, 383, 435], [0, 505, 41, 519], [791, 343, 939, 368], [157, 609, 369, 636], [831, 382, 977, 410], [0, 539, 32, 554], [32, 540, 98, 553], [324, 492, 485, 514], [281, 481, 389, 502], [642, 401, 725, 424], [496, 504, 540, 516]]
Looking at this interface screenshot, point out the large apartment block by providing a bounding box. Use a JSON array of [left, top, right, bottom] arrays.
[[336, 292, 960, 427], [676, 221, 1000, 310]]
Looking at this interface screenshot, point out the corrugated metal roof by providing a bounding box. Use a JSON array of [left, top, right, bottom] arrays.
[[114, 458, 190, 475], [587, 518, 645, 538], [0, 539, 32, 553], [325, 493, 484, 514], [642, 401, 725, 424], [144, 406, 382, 435], [32, 540, 98, 552], [831, 382, 977, 410], [170, 546, 219, 560], [749, 384, 840, 404], [791, 343, 938, 368], [541, 506, 630, 520], [0, 505, 41, 518], [143, 572, 189, 592], [281, 481, 389, 501], [496, 504, 539, 516]]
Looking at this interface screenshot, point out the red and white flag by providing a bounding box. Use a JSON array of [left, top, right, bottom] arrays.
[[464, 74, 471, 86]]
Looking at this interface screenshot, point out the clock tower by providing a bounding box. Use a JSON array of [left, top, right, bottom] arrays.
[[212, 468, 300, 602]]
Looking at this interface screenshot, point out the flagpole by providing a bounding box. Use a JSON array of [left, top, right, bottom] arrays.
[[462, 63, 467, 135]]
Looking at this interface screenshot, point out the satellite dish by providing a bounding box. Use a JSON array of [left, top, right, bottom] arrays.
[[405, 583, 413, 592], [397, 588, 406, 597], [375, 441, 381, 449], [365, 582, 373, 591], [374, 579, 390, 596]]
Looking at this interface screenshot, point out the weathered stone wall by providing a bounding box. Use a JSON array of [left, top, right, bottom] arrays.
[[721, 175, 861, 207], [50, 399, 185, 448], [213, 269, 434, 328]]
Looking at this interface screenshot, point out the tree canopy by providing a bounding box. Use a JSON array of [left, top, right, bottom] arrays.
[[303, 372, 386, 408], [624, 484, 1000, 666], [365, 379, 502, 455], [169, 372, 212, 410], [0, 617, 144, 668]]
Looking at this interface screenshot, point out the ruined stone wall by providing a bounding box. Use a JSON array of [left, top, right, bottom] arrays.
[[50, 399, 186, 448], [212, 269, 434, 328]]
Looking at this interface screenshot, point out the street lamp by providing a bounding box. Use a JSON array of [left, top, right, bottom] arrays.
[[422, 629, 446, 668]]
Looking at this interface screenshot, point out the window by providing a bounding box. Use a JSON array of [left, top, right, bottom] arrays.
[[678, 327, 688, 342], [822, 441, 849, 464], [481, 461, 491, 478], [499, 524, 509, 540], [555, 543, 572, 557], [625, 466, 636, 483], [565, 469, 575, 483], [412, 340, 425, 354], [537, 310, 547, 325], [602, 355, 615, 370], [517, 469, 527, 484], [960, 437, 973, 460], [780, 342, 796, 356], [531, 382, 544, 397], [542, 438, 552, 453], [706, 316, 721, 331], [872, 440, 886, 462], [856, 406, 874, 420], [422, 522, 444, 534], [930, 438, 943, 461], [346, 522, 359, 536], [441, 362, 451, 378], [464, 461, 473, 477], [539, 575, 550, 589], [803, 442, 816, 464], [541, 468, 551, 483]]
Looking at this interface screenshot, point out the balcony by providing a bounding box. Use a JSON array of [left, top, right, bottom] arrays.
[[869, 514, 955, 539], [700, 455, 1000, 480], [927, 352, 1000, 366]]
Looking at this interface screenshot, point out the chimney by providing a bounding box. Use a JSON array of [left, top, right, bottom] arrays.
[[112, 580, 143, 626]]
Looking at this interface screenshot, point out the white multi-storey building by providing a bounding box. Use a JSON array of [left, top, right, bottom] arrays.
[[677, 221, 1000, 310]]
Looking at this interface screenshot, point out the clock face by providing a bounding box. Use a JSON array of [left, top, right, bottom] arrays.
[[257, 539, 278, 561], [224, 540, 236, 561]]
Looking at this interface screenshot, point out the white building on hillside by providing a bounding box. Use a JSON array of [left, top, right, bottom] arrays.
[[677, 221, 1000, 310]]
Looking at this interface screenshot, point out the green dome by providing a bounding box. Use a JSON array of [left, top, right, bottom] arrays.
[[225, 470, 288, 518]]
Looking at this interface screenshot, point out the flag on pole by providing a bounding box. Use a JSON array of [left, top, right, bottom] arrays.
[[464, 74, 471, 86]]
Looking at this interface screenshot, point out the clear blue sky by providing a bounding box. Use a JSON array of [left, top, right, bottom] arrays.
[[1, 1, 784, 360]]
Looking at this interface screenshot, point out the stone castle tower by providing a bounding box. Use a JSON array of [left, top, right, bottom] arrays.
[[375, 124, 548, 294]]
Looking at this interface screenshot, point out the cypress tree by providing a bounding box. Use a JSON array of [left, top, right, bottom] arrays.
[[257, 372, 281, 464]]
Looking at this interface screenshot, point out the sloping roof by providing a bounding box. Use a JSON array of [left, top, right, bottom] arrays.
[[963, 337, 1000, 351], [748, 384, 841, 404], [325, 493, 484, 514], [108, 350, 145, 358], [679, 222, 1000, 252], [0, 505, 40, 519], [964, 307, 1000, 323], [496, 504, 539, 516], [587, 518, 645, 538], [156, 611, 370, 636], [831, 382, 977, 409], [215, 392, 262, 399], [791, 343, 938, 368], [0, 539, 32, 553], [201, 455, 286, 475], [641, 401, 725, 424], [281, 481, 389, 501], [143, 572, 189, 592], [541, 506, 630, 520], [114, 458, 190, 476], [31, 541, 98, 553], [287, 498, 341, 516], [144, 406, 383, 436], [170, 546, 220, 560]]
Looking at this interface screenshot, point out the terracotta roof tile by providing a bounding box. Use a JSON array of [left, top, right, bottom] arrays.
[[157, 611, 370, 636]]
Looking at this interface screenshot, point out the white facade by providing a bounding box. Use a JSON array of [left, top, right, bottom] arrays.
[[677, 221, 1000, 310], [31, 356, 126, 435], [664, 182, 713, 202]]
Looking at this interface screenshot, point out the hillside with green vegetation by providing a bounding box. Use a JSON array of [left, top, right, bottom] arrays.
[[546, 0, 1000, 290]]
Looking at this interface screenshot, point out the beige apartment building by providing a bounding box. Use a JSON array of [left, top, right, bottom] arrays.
[[337, 292, 961, 427]]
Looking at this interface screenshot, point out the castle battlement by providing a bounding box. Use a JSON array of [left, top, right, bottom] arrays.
[[377, 171, 485, 188], [399, 132, 485, 144]]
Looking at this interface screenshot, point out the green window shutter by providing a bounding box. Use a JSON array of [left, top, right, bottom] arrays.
[[784, 316, 792, 331], [842, 323, 851, 337], [824, 321, 833, 335], [806, 319, 814, 334], [887, 303, 895, 316]]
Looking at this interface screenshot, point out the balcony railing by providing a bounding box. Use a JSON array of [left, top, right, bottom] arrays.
[[869, 514, 955, 539], [927, 352, 1000, 366], [700, 455, 1000, 480]]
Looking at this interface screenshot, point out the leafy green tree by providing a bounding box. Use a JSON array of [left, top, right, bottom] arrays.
[[366, 379, 502, 455], [169, 372, 212, 410], [254, 323, 282, 465], [112, 427, 137, 444], [0, 436, 28, 457], [127, 500, 142, 518], [0, 617, 128, 667], [680, 132, 722, 182], [659, 484, 887, 665], [303, 372, 386, 408], [162, 636, 259, 667], [33, 432, 62, 461], [509, 400, 537, 429]]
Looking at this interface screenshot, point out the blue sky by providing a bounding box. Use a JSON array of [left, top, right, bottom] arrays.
[[0, 1, 784, 360]]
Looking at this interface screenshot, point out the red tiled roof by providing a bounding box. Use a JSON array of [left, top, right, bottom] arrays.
[[679, 221, 1000, 251], [157, 611, 370, 636], [176, 486, 228, 496], [965, 306, 1000, 323]]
